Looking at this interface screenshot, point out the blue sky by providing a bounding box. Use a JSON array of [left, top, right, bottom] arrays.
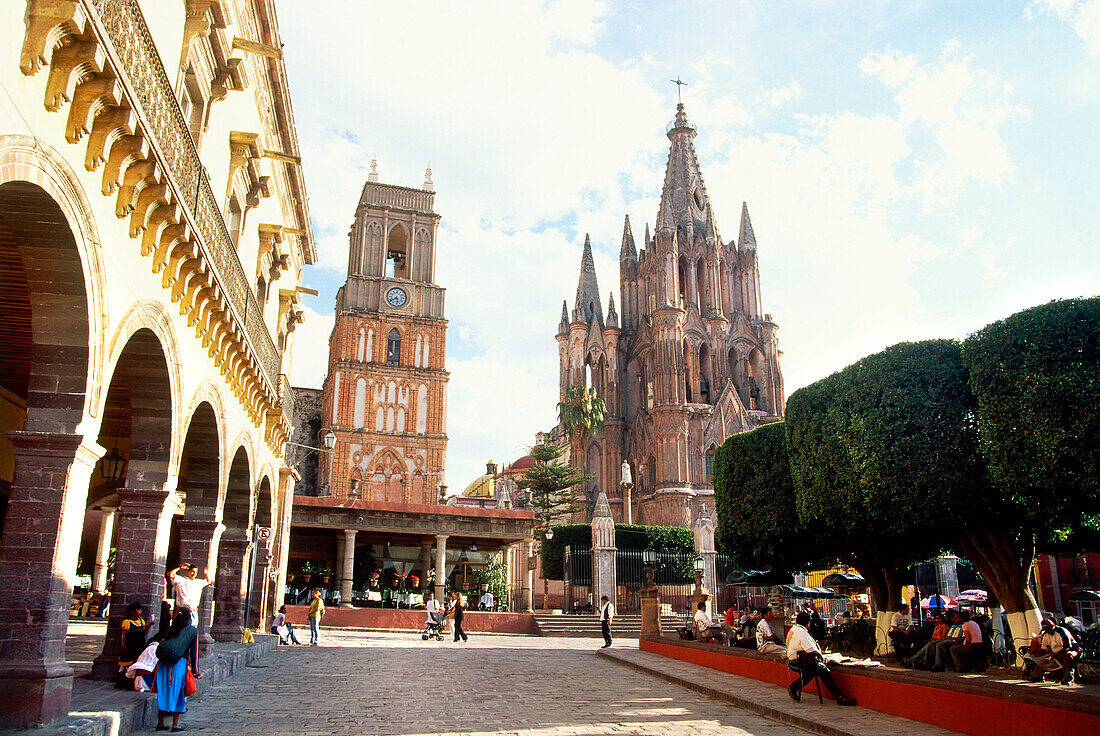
[[280, 1, 1100, 491]]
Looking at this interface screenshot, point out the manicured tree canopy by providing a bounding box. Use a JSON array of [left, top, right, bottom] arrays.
[[958, 297, 1100, 636], [713, 422, 832, 574], [785, 340, 976, 638]]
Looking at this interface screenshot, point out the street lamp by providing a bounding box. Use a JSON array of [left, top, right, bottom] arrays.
[[620, 459, 634, 525], [693, 555, 705, 574], [642, 547, 657, 588], [545, 527, 554, 540]]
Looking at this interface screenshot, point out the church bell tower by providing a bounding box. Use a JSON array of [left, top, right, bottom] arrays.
[[321, 162, 448, 503]]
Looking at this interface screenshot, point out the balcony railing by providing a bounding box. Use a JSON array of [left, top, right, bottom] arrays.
[[361, 182, 435, 212], [89, 0, 279, 385]]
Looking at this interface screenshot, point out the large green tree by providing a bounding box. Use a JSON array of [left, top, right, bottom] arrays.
[[516, 442, 590, 606], [713, 422, 834, 575], [959, 296, 1100, 645], [786, 340, 975, 651]]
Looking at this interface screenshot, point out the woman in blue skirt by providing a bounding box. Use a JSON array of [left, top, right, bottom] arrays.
[[155, 609, 197, 732]]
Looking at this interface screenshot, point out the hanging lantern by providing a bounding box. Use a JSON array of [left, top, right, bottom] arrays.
[[101, 446, 128, 482]]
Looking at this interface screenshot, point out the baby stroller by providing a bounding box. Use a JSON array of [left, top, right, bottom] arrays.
[[421, 614, 445, 641]]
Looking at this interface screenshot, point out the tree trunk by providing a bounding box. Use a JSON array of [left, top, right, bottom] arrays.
[[957, 528, 1041, 664], [849, 555, 905, 655]]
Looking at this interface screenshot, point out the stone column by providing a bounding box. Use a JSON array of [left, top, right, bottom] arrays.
[[210, 531, 252, 642], [0, 433, 104, 727], [334, 533, 346, 595], [522, 537, 534, 613], [340, 529, 356, 606], [433, 534, 448, 602], [503, 543, 515, 611], [640, 565, 662, 638], [91, 487, 171, 679], [267, 468, 297, 620], [92, 506, 118, 592], [419, 542, 432, 595], [695, 507, 717, 618], [591, 491, 617, 608], [249, 540, 272, 629], [176, 518, 224, 656]]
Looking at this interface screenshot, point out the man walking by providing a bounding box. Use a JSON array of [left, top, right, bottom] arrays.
[[599, 594, 614, 648], [308, 589, 325, 646]]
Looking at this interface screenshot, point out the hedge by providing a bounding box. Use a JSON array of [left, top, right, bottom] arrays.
[[539, 523, 694, 580]]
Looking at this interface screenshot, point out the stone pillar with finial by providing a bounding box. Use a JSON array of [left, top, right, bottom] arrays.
[[694, 503, 717, 618], [591, 491, 617, 609]]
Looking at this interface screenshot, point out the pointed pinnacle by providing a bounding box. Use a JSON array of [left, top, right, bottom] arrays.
[[739, 202, 757, 250], [620, 214, 637, 261]]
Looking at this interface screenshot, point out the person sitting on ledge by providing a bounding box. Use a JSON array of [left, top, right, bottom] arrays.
[[904, 613, 948, 670], [950, 610, 984, 673], [889, 604, 916, 659], [756, 606, 786, 657], [787, 611, 857, 706], [693, 602, 726, 644]]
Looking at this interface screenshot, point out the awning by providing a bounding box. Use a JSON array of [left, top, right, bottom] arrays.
[[1068, 590, 1100, 603], [957, 589, 988, 603], [726, 570, 794, 587], [822, 572, 866, 587], [782, 585, 836, 600]]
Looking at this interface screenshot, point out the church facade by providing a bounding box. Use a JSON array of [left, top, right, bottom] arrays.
[[557, 104, 785, 528]]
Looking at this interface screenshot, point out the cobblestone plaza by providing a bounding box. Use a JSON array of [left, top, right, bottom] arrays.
[[181, 631, 804, 736]]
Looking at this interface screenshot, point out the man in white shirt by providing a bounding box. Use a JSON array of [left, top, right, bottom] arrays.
[[168, 563, 210, 625], [426, 592, 442, 625], [479, 590, 494, 611], [599, 595, 614, 649], [787, 611, 857, 706], [950, 610, 985, 673], [693, 602, 725, 643], [888, 604, 916, 658], [755, 607, 786, 657]]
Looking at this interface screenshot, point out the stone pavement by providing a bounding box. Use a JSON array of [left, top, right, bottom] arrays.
[[178, 630, 807, 735], [598, 647, 961, 736]]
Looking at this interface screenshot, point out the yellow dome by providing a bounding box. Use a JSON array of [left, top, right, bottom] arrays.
[[461, 473, 494, 498]]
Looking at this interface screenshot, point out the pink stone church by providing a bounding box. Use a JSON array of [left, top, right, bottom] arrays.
[[556, 103, 786, 528]]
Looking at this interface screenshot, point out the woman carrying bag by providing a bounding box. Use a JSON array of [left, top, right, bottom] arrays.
[[155, 609, 198, 732]]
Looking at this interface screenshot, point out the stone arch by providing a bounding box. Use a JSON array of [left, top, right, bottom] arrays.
[[677, 254, 689, 307], [178, 402, 222, 520], [698, 342, 713, 404], [748, 347, 766, 412], [694, 257, 706, 311], [385, 221, 409, 279], [0, 137, 109, 722], [247, 472, 276, 628], [88, 327, 176, 678], [682, 339, 694, 402], [386, 326, 401, 366], [369, 448, 407, 503], [211, 445, 253, 642]]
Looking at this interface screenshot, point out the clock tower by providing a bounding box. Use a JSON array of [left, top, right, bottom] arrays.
[[320, 163, 448, 503]]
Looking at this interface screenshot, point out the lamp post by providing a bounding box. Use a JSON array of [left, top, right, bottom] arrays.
[[691, 554, 711, 618], [640, 546, 661, 637]]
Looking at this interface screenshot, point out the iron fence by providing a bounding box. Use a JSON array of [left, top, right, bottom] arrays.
[[563, 546, 698, 614]]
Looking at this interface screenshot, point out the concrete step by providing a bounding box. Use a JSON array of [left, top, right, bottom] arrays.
[[533, 614, 662, 637]]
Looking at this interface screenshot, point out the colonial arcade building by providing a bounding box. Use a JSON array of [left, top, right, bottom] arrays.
[[557, 103, 786, 528], [0, 1, 314, 726]]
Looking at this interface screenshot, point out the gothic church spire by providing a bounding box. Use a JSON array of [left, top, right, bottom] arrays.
[[572, 234, 604, 327], [620, 215, 637, 262]]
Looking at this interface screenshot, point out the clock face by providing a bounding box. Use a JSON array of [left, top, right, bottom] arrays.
[[386, 287, 408, 308]]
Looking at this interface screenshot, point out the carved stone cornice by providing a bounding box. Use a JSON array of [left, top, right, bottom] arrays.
[[19, 0, 293, 451]]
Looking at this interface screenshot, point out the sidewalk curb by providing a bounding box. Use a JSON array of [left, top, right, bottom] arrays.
[[596, 648, 856, 736]]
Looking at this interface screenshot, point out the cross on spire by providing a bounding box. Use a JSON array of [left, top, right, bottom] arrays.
[[670, 76, 688, 104]]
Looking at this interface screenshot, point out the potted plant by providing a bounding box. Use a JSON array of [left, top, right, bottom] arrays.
[[368, 571, 380, 589], [407, 574, 420, 590], [320, 566, 333, 586], [300, 561, 317, 583]]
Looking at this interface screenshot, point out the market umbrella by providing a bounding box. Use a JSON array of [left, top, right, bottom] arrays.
[[921, 594, 955, 609], [956, 589, 988, 603]]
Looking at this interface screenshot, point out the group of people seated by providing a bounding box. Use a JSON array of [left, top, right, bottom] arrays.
[[1021, 618, 1082, 685], [685, 603, 858, 706], [899, 608, 986, 673]]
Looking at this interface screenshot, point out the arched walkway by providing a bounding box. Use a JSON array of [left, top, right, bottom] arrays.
[[247, 474, 274, 629], [211, 446, 253, 642], [88, 328, 174, 678], [0, 180, 95, 723], [175, 402, 222, 654]]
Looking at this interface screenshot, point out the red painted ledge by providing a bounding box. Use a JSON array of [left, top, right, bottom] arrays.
[[285, 605, 537, 635], [640, 636, 1100, 736]]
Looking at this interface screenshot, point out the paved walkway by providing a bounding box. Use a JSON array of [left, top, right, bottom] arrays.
[[599, 647, 961, 736], [178, 631, 807, 735]]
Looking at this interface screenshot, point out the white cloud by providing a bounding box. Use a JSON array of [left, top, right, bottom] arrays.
[[1028, 0, 1100, 54], [859, 42, 1030, 208], [289, 305, 334, 389], [762, 80, 803, 108]]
